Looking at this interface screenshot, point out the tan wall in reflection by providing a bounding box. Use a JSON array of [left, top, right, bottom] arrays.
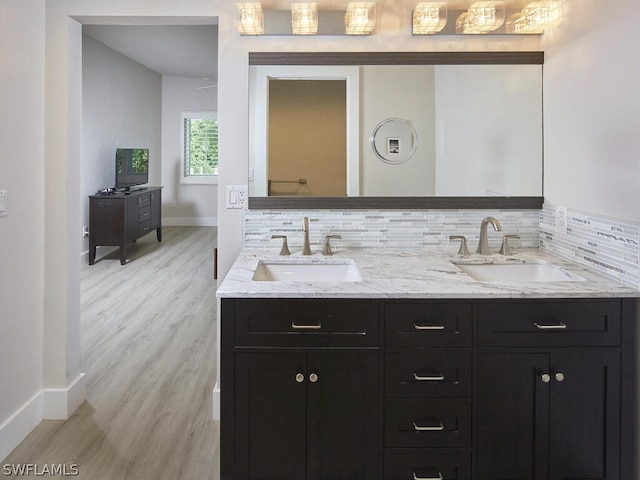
[[268, 80, 346, 196]]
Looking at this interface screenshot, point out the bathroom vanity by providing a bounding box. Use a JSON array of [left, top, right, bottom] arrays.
[[218, 249, 637, 480]]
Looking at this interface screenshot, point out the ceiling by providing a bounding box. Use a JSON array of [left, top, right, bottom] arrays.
[[83, 24, 219, 81]]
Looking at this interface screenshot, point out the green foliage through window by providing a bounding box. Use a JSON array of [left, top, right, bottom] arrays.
[[183, 116, 218, 176]]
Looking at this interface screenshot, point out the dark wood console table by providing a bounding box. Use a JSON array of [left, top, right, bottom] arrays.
[[89, 187, 162, 265]]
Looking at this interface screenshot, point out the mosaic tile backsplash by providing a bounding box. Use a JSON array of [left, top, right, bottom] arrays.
[[540, 204, 640, 289], [244, 209, 540, 253]]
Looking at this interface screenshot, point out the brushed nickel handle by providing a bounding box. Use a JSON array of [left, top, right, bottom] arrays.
[[295, 373, 305, 383], [291, 322, 322, 330], [413, 472, 443, 480], [309, 373, 318, 383], [540, 372, 551, 383], [534, 322, 567, 330], [414, 323, 445, 331], [413, 372, 445, 382], [413, 421, 445, 432], [555, 372, 565, 382]]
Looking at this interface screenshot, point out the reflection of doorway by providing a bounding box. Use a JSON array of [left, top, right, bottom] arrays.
[[268, 79, 346, 197]]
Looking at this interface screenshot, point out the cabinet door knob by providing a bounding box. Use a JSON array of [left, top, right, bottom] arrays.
[[555, 372, 565, 382], [295, 373, 305, 383], [309, 373, 318, 383], [540, 372, 551, 383]]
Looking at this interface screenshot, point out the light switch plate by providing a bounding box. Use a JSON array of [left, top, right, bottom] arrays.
[[0, 190, 7, 217], [226, 185, 247, 209]]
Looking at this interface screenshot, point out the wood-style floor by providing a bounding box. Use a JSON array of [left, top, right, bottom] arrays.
[[4, 227, 220, 479]]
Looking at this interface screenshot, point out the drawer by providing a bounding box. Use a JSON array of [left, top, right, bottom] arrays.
[[234, 299, 379, 347], [139, 205, 151, 222], [137, 193, 151, 207], [385, 303, 472, 348], [384, 452, 471, 480], [385, 398, 471, 448], [139, 220, 151, 236], [478, 300, 621, 347], [385, 351, 471, 398]]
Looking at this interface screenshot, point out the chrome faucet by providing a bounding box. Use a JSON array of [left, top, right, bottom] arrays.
[[477, 216, 502, 255], [302, 216, 312, 255]]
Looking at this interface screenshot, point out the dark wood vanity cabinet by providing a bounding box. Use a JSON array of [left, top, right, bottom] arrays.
[[476, 300, 629, 480], [222, 299, 381, 480], [220, 298, 636, 480]]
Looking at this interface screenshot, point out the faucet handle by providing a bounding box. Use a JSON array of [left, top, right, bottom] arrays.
[[271, 235, 290, 256], [323, 235, 342, 256], [449, 235, 471, 257], [499, 234, 520, 256]]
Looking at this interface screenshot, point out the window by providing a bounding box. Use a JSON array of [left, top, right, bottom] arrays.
[[181, 112, 218, 184]]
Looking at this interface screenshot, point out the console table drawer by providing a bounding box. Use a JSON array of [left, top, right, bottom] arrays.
[[384, 452, 471, 480], [385, 351, 471, 398], [386, 303, 472, 348], [234, 299, 379, 347], [385, 398, 471, 448], [478, 300, 621, 347], [139, 205, 151, 222], [137, 193, 151, 207]]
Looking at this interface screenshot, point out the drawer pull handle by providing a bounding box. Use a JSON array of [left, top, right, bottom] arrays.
[[413, 372, 445, 382], [540, 372, 551, 383], [414, 324, 445, 331], [309, 373, 318, 383], [291, 322, 322, 330], [554, 371, 565, 382], [534, 322, 567, 330], [413, 473, 443, 480], [413, 421, 445, 432], [295, 373, 305, 383]]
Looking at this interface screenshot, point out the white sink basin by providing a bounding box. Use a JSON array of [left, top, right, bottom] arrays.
[[252, 260, 363, 282], [453, 260, 585, 283]]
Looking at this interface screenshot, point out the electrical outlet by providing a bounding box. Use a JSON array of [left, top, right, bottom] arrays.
[[555, 206, 567, 234], [0, 190, 7, 217], [82, 226, 90, 238], [226, 185, 247, 209]]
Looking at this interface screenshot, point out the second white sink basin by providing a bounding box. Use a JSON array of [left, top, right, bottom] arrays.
[[252, 260, 362, 282], [454, 260, 585, 283]]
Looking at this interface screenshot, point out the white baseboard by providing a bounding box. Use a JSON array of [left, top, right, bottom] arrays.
[[0, 392, 42, 462], [0, 374, 86, 462], [42, 373, 86, 420], [163, 217, 218, 227], [212, 383, 220, 420]]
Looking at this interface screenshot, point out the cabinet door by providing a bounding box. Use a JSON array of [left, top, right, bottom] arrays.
[[549, 350, 621, 480], [235, 353, 307, 480], [306, 351, 379, 480], [476, 353, 550, 480], [150, 189, 161, 230]]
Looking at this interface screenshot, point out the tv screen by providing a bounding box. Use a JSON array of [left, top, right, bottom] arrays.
[[115, 148, 149, 191]]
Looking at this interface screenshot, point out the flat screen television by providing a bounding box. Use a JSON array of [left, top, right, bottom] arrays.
[[115, 148, 149, 191]]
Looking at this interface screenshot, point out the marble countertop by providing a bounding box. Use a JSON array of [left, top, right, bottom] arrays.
[[216, 247, 639, 299]]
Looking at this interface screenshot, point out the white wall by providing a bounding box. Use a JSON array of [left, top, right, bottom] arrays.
[[81, 34, 162, 256], [161, 75, 217, 226], [0, 0, 46, 461], [542, 0, 640, 221]]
